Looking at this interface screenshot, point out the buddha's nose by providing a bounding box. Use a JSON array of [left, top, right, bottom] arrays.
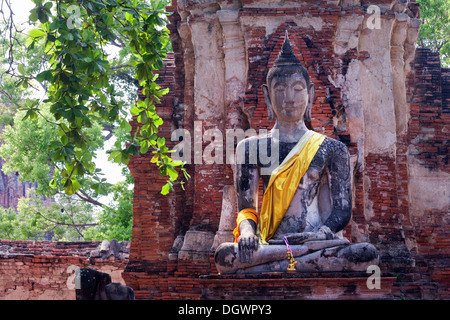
[[284, 94, 295, 106], [284, 87, 295, 103]]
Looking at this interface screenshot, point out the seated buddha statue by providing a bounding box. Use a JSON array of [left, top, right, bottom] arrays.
[[214, 32, 379, 274]]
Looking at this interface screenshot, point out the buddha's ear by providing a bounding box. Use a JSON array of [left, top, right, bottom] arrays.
[[262, 84, 274, 122], [305, 83, 315, 122]]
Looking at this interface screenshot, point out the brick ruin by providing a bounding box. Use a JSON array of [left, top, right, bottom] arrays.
[[0, 0, 448, 300], [0, 240, 129, 299], [123, 0, 449, 299]]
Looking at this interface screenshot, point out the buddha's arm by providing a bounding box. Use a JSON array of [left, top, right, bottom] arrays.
[[235, 139, 260, 262], [323, 140, 352, 233], [235, 139, 260, 220]]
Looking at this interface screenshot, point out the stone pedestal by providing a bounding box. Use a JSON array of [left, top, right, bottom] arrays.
[[199, 273, 397, 300]]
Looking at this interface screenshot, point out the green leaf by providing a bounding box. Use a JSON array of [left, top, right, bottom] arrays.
[[130, 106, 141, 116], [29, 28, 46, 38], [171, 160, 184, 167], [35, 70, 53, 82], [161, 182, 170, 195], [49, 178, 57, 189], [153, 116, 163, 126], [29, 9, 38, 22], [63, 179, 74, 195], [65, 32, 74, 41], [140, 140, 149, 154], [18, 64, 26, 76], [167, 166, 178, 181], [120, 120, 132, 132], [64, 177, 81, 195], [157, 137, 165, 148], [60, 135, 69, 145], [121, 153, 130, 165]]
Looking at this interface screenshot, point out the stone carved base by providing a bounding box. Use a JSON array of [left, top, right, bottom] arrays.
[[199, 273, 396, 300], [178, 230, 216, 262]]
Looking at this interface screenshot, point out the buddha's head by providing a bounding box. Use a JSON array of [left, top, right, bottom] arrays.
[[262, 31, 314, 125]]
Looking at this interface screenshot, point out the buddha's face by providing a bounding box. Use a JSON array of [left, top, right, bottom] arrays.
[[265, 71, 312, 123]]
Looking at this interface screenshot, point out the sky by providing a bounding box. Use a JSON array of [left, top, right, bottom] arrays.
[[8, 0, 127, 187], [10, 0, 34, 29]]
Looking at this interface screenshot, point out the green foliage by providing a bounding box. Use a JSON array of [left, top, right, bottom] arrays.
[[0, 189, 97, 241], [0, 207, 18, 239], [0, 104, 135, 241], [0, 105, 104, 198], [16, 0, 187, 196], [0, 0, 187, 241], [417, 0, 450, 67], [84, 181, 133, 241]]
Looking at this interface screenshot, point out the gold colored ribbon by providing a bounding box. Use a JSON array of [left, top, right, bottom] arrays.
[[258, 130, 326, 244]]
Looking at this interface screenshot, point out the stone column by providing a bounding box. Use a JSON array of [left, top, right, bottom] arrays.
[[390, 12, 409, 136], [403, 17, 421, 89], [178, 3, 226, 262], [359, 12, 397, 157], [332, 12, 366, 241], [211, 7, 249, 251], [358, 9, 397, 241], [390, 11, 420, 256], [359, 7, 414, 268], [167, 18, 196, 261], [333, 13, 364, 163]]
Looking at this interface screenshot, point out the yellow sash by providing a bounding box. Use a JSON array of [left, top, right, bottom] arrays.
[[233, 130, 326, 244], [259, 130, 325, 244]]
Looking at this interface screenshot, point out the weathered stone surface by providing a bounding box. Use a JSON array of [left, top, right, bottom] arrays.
[[75, 268, 112, 300], [105, 282, 135, 300]]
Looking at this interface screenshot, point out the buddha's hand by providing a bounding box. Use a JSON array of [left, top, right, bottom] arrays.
[[268, 226, 338, 245], [315, 225, 337, 240], [237, 231, 258, 263], [268, 232, 315, 245]]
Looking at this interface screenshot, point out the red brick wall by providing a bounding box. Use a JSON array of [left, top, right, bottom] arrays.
[[0, 240, 128, 300], [404, 48, 450, 299], [408, 49, 449, 173]]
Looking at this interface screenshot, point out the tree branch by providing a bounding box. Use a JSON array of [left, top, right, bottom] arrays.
[[75, 189, 106, 207], [32, 209, 98, 228]]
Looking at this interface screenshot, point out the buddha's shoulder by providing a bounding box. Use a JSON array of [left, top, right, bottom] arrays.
[[319, 135, 350, 157]]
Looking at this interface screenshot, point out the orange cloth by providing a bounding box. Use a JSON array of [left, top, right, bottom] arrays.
[[233, 208, 259, 242]]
